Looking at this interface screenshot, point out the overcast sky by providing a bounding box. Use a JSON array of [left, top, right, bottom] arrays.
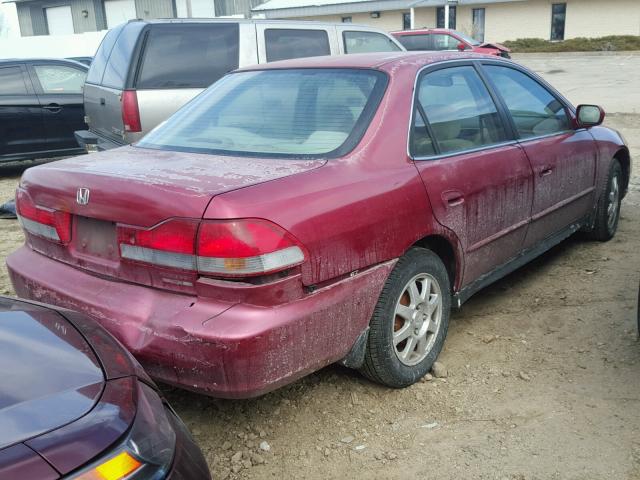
[[0, 3, 19, 38]]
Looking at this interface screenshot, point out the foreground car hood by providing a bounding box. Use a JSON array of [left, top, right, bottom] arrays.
[[20, 146, 326, 226], [0, 299, 104, 449]]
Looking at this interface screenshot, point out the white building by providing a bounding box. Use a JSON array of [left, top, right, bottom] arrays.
[[252, 0, 640, 42]]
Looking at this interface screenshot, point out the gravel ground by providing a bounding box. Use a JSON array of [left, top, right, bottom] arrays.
[[1, 53, 639, 480]]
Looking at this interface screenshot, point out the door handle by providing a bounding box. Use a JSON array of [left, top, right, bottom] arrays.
[[42, 103, 61, 113], [540, 166, 554, 177], [100, 98, 106, 106], [442, 190, 465, 207]]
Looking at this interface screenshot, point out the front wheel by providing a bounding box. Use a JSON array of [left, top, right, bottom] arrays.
[[586, 159, 622, 241], [360, 247, 451, 388]]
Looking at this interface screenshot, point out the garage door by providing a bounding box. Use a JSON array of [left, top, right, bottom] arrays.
[[45, 5, 74, 35], [105, 0, 137, 28], [175, 0, 216, 17]]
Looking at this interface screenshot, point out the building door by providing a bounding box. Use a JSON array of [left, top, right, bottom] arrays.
[[436, 6, 456, 29], [551, 3, 566, 41], [472, 8, 485, 42], [45, 6, 74, 35], [104, 0, 137, 28], [403, 12, 411, 30]]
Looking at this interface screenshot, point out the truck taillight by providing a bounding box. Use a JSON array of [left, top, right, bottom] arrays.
[[122, 90, 141, 133], [16, 190, 71, 244], [117, 219, 305, 278]]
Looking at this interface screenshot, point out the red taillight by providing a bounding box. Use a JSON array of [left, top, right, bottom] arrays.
[[117, 218, 305, 277], [122, 90, 141, 133], [16, 190, 71, 244]]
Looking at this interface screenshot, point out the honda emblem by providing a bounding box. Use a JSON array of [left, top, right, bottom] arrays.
[[76, 187, 90, 206]]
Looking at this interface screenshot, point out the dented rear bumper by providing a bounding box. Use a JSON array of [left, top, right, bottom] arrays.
[[7, 246, 394, 398]]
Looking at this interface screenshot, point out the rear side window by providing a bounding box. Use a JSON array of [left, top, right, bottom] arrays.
[[136, 24, 239, 89], [101, 21, 144, 89], [412, 66, 507, 156], [343, 31, 400, 53], [33, 65, 86, 94], [0, 67, 28, 95], [265, 29, 330, 62], [396, 34, 431, 51], [484, 65, 569, 139], [430, 34, 460, 50], [86, 24, 124, 84]]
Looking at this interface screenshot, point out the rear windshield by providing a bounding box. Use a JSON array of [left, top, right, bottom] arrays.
[[136, 23, 239, 89], [137, 68, 388, 159]]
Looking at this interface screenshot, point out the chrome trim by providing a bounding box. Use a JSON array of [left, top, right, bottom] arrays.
[[412, 140, 519, 161]]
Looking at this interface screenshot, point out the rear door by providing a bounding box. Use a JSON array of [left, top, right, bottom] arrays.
[[83, 23, 131, 146], [257, 24, 337, 62], [410, 62, 533, 285], [28, 61, 87, 152], [0, 64, 46, 158], [482, 63, 597, 248]]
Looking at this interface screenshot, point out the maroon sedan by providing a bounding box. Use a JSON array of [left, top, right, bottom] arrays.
[[7, 52, 630, 398], [392, 28, 511, 58], [0, 296, 210, 479]]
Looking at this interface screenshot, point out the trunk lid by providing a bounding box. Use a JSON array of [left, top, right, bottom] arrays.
[[0, 298, 104, 449], [19, 146, 324, 291]]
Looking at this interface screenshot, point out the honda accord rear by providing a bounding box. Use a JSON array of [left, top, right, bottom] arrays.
[[0, 296, 210, 479]]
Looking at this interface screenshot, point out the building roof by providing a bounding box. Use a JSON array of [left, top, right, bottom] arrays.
[[252, 0, 525, 18]]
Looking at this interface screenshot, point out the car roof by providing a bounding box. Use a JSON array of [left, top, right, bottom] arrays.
[[0, 58, 89, 68], [391, 28, 457, 35], [236, 51, 491, 72]]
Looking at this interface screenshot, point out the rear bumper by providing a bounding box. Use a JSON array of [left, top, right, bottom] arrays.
[[7, 246, 394, 398], [74, 130, 124, 152]]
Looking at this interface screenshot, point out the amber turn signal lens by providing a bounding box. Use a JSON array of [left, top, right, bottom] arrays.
[[75, 451, 142, 480]]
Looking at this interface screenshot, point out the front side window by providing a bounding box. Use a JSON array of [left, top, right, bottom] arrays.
[[265, 29, 330, 62], [412, 66, 507, 156], [0, 67, 28, 95], [138, 68, 387, 158], [137, 24, 239, 89], [33, 65, 86, 94], [430, 33, 460, 51], [396, 34, 431, 51], [484, 65, 569, 139], [551, 3, 566, 41], [343, 31, 401, 54]]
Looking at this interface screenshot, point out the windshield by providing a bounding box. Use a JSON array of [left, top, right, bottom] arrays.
[[452, 30, 481, 46], [138, 68, 388, 159]]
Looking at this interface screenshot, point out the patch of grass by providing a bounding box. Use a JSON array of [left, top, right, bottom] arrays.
[[503, 35, 640, 53]]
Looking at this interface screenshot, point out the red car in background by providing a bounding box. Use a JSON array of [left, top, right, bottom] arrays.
[[8, 52, 629, 399], [392, 28, 511, 58]]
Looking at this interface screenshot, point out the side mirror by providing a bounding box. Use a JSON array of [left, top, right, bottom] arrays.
[[457, 42, 466, 52], [576, 104, 605, 127]]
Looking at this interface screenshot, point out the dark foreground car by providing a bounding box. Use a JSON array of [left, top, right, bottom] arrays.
[[0, 296, 210, 480], [0, 58, 88, 163], [392, 28, 511, 58], [7, 52, 631, 399]]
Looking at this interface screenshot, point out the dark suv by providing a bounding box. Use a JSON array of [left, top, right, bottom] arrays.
[[0, 58, 88, 163]]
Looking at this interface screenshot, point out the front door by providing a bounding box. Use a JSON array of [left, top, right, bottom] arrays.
[[482, 64, 597, 248], [29, 63, 87, 152], [410, 63, 534, 286]]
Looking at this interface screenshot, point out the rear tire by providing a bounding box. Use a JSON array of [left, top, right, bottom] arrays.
[[586, 159, 622, 242], [360, 248, 451, 388]]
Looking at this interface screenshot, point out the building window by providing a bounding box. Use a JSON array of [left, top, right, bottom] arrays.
[[551, 3, 566, 41], [342, 16, 352, 23], [436, 6, 456, 29], [403, 12, 411, 30], [472, 8, 485, 42]]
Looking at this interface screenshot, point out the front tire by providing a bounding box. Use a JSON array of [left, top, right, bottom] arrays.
[[361, 248, 451, 388], [587, 159, 622, 241]]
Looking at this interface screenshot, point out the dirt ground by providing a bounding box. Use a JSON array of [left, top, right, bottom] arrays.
[[1, 53, 639, 480]]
